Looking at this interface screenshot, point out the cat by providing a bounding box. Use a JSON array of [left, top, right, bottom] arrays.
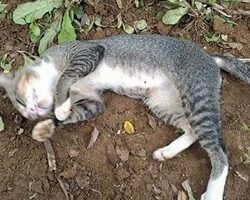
[[0, 34, 249, 200]]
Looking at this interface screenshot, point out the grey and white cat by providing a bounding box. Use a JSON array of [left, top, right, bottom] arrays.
[[0, 35, 249, 200]]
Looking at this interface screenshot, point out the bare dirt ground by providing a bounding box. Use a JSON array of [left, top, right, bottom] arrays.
[[0, 1, 250, 200]]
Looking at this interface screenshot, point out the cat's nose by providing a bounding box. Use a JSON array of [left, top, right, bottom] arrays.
[[30, 105, 39, 113]]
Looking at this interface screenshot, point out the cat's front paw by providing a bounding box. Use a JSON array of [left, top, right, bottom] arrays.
[[201, 192, 206, 200], [55, 98, 72, 121], [32, 119, 55, 142]]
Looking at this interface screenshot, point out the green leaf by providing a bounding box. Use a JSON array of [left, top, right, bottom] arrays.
[[205, 33, 221, 43], [82, 15, 94, 34], [242, 123, 250, 132], [29, 23, 41, 37], [0, 3, 7, 13], [94, 15, 102, 27], [13, 0, 63, 25], [0, 54, 13, 73], [0, 116, 4, 132], [194, 1, 203, 11], [167, 0, 190, 7], [162, 7, 189, 25], [122, 24, 134, 34], [73, 5, 84, 19], [38, 15, 62, 55], [134, 19, 147, 31], [58, 10, 76, 43]]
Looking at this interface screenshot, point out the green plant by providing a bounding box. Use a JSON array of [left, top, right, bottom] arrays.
[[0, 1, 8, 18], [12, 0, 78, 55]]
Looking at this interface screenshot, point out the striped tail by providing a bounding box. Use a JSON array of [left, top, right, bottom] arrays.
[[212, 54, 250, 85]]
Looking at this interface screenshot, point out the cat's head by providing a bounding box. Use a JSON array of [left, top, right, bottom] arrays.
[[0, 68, 54, 120]]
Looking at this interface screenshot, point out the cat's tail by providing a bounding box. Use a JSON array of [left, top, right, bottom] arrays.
[[211, 54, 250, 85]]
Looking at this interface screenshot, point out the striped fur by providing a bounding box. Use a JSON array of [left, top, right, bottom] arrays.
[[1, 35, 249, 200]]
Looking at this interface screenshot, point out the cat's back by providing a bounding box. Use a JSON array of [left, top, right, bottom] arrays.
[[98, 34, 220, 87]]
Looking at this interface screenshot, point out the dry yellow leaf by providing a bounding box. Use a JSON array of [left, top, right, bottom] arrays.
[[124, 121, 135, 134]]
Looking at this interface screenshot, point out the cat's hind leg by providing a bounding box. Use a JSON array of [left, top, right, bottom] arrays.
[[152, 124, 198, 161], [144, 86, 198, 160]]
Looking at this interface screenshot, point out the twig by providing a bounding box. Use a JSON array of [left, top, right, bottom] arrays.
[[198, 0, 250, 17], [56, 176, 71, 200], [213, 4, 232, 18], [44, 140, 56, 171], [227, 9, 250, 16], [238, 58, 250, 63]]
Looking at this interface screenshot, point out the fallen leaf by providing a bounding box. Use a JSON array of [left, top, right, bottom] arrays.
[[181, 180, 196, 200], [44, 140, 56, 171], [106, 142, 119, 166], [116, 146, 130, 162], [116, 0, 123, 9], [177, 190, 187, 200], [227, 42, 243, 51], [147, 114, 157, 130], [0, 116, 4, 132], [87, 127, 100, 149], [124, 121, 135, 134]]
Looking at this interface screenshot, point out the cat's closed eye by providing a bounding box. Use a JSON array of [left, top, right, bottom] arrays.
[[16, 97, 26, 107]]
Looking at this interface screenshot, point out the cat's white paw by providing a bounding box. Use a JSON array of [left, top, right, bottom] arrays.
[[201, 192, 206, 200], [152, 147, 175, 161], [55, 98, 72, 121], [32, 119, 55, 142]]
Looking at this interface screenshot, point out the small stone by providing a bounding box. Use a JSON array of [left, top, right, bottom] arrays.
[[69, 149, 79, 158], [152, 184, 161, 194], [17, 128, 24, 135], [8, 148, 18, 157], [116, 168, 131, 180], [75, 175, 90, 189]]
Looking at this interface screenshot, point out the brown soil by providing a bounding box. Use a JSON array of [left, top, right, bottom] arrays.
[[0, 1, 250, 200]]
